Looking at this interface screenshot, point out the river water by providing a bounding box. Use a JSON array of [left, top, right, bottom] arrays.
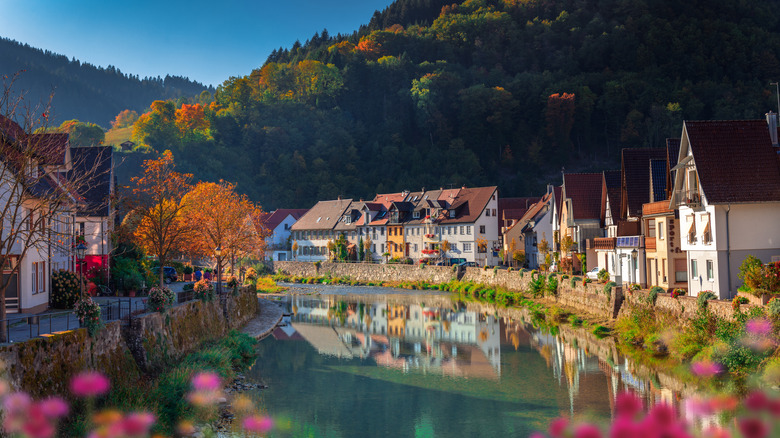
[[240, 284, 684, 438]]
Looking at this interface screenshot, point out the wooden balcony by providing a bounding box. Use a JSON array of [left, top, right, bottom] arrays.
[[674, 189, 702, 208], [645, 237, 656, 251], [593, 237, 616, 250]]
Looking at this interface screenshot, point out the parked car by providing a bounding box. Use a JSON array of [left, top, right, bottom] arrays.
[[163, 266, 179, 284], [586, 267, 601, 280], [458, 261, 478, 268]]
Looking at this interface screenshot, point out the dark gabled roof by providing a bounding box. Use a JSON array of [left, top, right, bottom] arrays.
[[684, 120, 780, 203], [621, 148, 667, 217], [291, 199, 352, 231], [261, 208, 309, 231], [499, 197, 540, 221], [553, 185, 562, 216], [563, 173, 603, 221], [666, 138, 681, 198], [650, 159, 668, 202], [603, 170, 622, 220], [29, 133, 69, 166], [68, 146, 113, 216], [439, 186, 497, 224]]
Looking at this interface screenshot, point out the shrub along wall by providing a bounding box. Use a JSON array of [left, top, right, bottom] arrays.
[[618, 289, 751, 322], [0, 288, 258, 396]]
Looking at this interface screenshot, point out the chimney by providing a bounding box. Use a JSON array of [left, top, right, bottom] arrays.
[[421, 187, 425, 193], [767, 111, 779, 147]]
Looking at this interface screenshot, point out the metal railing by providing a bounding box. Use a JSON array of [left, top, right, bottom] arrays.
[[0, 288, 202, 344]]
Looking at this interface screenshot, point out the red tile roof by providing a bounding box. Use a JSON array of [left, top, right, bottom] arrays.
[[499, 197, 540, 222], [563, 173, 603, 221], [29, 133, 69, 166], [684, 120, 780, 203], [621, 148, 667, 217], [440, 186, 498, 224], [261, 209, 309, 231]]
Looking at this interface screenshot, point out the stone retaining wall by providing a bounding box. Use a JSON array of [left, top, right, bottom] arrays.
[[0, 289, 259, 396], [274, 261, 458, 283], [617, 290, 752, 322]]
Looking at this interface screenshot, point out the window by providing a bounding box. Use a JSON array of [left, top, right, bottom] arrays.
[[381, 228, 384, 236], [449, 210, 455, 218], [78, 222, 85, 237], [479, 225, 486, 234], [706, 260, 714, 281], [647, 219, 656, 238], [345, 216, 351, 224], [460, 226, 464, 235], [486, 209, 490, 217], [492, 209, 497, 216], [31, 263, 37, 294], [467, 226, 471, 235], [284, 223, 289, 230], [691, 259, 698, 278], [463, 243, 472, 252], [414, 244, 418, 252], [380, 244, 384, 253], [372, 244, 376, 252], [658, 221, 665, 240], [662, 258, 667, 283], [451, 243, 457, 251], [687, 216, 696, 244], [413, 211, 420, 219], [416, 228, 420, 235]]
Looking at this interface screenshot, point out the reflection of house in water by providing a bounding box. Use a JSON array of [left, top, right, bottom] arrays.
[[528, 326, 682, 418], [285, 296, 501, 378]]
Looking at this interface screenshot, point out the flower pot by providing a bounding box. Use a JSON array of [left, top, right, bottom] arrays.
[[184, 273, 193, 281], [128, 290, 136, 298], [738, 291, 779, 306]]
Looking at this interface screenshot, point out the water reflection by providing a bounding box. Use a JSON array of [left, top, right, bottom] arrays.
[[243, 290, 685, 438]]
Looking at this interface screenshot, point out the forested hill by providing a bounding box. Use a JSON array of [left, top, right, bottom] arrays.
[[0, 37, 213, 127], [131, 0, 780, 210]]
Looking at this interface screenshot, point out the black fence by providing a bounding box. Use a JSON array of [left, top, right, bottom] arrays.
[[0, 290, 202, 344]]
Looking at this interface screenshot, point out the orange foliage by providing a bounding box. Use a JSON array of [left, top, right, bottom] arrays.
[[327, 40, 356, 56], [386, 24, 404, 33], [356, 37, 383, 61], [182, 181, 269, 268], [175, 104, 208, 135], [111, 109, 139, 129], [545, 92, 576, 145]]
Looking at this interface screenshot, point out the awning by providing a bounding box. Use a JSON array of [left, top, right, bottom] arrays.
[[699, 214, 711, 240], [670, 155, 693, 171], [686, 215, 696, 235]]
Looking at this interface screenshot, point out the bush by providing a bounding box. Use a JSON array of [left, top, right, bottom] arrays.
[[147, 286, 175, 313], [529, 274, 546, 298], [182, 265, 193, 275], [647, 286, 664, 305], [74, 296, 102, 336], [697, 290, 717, 310], [629, 283, 640, 291], [603, 281, 617, 296], [193, 279, 214, 301], [546, 274, 559, 296], [767, 297, 780, 318], [671, 288, 686, 298], [597, 268, 610, 282], [738, 255, 764, 290], [50, 269, 82, 309]]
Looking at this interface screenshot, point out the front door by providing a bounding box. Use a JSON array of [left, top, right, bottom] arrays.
[[3, 273, 19, 314]]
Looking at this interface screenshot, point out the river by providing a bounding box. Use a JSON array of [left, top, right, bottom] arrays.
[[237, 284, 688, 437]]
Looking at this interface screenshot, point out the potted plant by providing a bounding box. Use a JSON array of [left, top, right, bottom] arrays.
[[74, 296, 102, 336], [183, 265, 194, 281], [147, 286, 176, 313]]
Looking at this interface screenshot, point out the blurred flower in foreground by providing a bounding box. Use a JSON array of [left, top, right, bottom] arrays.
[[70, 371, 110, 398], [690, 360, 722, 378], [88, 410, 155, 438], [744, 318, 776, 351], [187, 372, 223, 407], [2, 393, 69, 438], [243, 415, 274, 434]]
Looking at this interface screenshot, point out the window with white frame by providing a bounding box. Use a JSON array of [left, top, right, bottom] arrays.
[[647, 219, 656, 238], [413, 211, 420, 219], [658, 220, 665, 240], [463, 243, 472, 252], [479, 225, 486, 234], [451, 243, 458, 251], [467, 226, 471, 235], [706, 260, 714, 281], [691, 259, 698, 278]]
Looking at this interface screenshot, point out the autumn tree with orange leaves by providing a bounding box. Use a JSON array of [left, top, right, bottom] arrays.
[[129, 150, 193, 287], [181, 181, 267, 290]]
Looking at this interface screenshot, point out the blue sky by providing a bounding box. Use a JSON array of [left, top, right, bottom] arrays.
[[0, 0, 395, 87]]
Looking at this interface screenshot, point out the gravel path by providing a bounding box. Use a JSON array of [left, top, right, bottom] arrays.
[[240, 298, 284, 339]]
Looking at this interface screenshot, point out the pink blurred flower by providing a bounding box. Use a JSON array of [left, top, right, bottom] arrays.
[[690, 360, 722, 377], [745, 391, 770, 411], [549, 417, 568, 438], [574, 423, 603, 438], [3, 392, 31, 415], [615, 392, 643, 419], [738, 418, 769, 438], [243, 415, 274, 433], [120, 412, 155, 436], [769, 399, 780, 416], [38, 397, 69, 418], [746, 318, 773, 337], [70, 371, 110, 398], [530, 433, 546, 438], [609, 417, 640, 438], [192, 372, 221, 391], [647, 403, 676, 429]]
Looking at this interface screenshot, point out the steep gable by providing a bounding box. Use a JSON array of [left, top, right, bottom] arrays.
[[621, 148, 667, 217], [563, 173, 603, 221]]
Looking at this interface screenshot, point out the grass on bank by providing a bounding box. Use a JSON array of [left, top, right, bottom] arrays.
[[65, 330, 257, 436]]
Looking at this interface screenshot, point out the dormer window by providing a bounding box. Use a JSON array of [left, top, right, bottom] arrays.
[[449, 210, 455, 218], [345, 216, 351, 224], [413, 211, 420, 219]]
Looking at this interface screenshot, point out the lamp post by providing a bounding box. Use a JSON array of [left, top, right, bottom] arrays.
[[75, 242, 87, 297], [631, 248, 638, 285], [215, 246, 222, 297]]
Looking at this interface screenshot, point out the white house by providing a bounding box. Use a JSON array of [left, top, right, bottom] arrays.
[[290, 198, 352, 261], [671, 116, 780, 299], [261, 209, 308, 261]]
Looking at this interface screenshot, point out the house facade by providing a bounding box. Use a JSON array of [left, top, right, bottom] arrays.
[[261, 209, 308, 261], [290, 199, 352, 261], [671, 117, 780, 299]]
